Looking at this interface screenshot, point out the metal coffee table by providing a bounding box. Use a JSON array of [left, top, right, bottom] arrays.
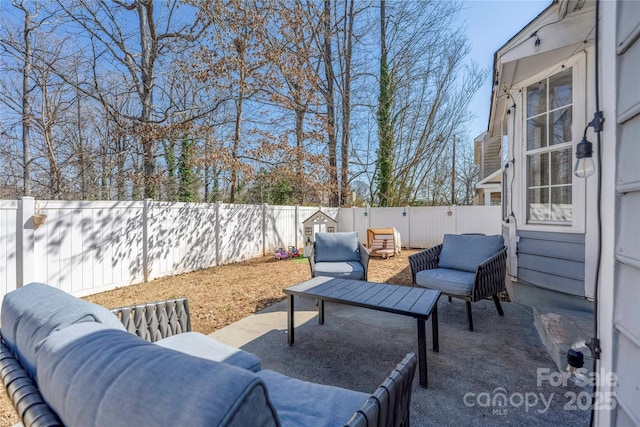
[[284, 276, 440, 387]]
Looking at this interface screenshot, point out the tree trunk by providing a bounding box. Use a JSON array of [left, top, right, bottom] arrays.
[[230, 37, 246, 204], [323, 0, 338, 207], [19, 2, 33, 196], [340, 0, 355, 206], [376, 0, 394, 207]]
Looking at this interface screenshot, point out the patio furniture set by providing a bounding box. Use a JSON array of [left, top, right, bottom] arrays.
[[0, 232, 506, 426]]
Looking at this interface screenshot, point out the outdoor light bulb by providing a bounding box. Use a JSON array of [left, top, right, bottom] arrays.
[[574, 137, 595, 178], [574, 157, 595, 178]]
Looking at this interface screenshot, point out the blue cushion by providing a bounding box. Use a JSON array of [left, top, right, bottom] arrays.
[[313, 261, 365, 280], [314, 232, 360, 262], [37, 323, 279, 427], [415, 268, 476, 296], [0, 282, 126, 379], [155, 332, 261, 372], [257, 369, 368, 427], [438, 234, 504, 273]]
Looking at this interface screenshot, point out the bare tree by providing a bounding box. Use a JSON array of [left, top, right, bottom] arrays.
[[56, 0, 207, 199]]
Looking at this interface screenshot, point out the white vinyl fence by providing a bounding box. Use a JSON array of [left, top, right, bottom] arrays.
[[0, 198, 499, 302]]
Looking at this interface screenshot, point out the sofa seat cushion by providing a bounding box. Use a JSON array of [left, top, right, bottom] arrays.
[[257, 369, 368, 427], [0, 282, 125, 379], [314, 232, 360, 262], [438, 234, 504, 272], [37, 323, 279, 427], [156, 332, 261, 372], [415, 268, 475, 296], [313, 261, 365, 280]]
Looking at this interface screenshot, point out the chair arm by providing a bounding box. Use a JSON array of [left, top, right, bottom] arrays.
[[408, 244, 442, 284], [345, 352, 417, 427], [472, 246, 508, 301], [358, 242, 370, 281], [111, 298, 191, 342], [0, 332, 63, 427], [308, 243, 316, 277]]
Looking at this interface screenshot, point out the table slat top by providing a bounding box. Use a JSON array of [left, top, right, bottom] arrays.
[[284, 277, 440, 319]]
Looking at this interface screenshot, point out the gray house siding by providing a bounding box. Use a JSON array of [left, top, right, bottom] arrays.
[[483, 136, 502, 180], [516, 230, 585, 297], [611, 0, 640, 423]]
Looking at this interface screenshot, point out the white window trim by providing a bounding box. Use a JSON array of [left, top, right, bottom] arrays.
[[513, 53, 587, 234]]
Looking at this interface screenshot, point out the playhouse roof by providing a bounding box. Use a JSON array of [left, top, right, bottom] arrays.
[[302, 210, 337, 226]]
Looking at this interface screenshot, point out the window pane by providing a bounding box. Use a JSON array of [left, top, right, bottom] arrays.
[[527, 81, 547, 118], [551, 107, 572, 145], [528, 188, 549, 221], [527, 115, 547, 150], [551, 149, 572, 185], [528, 153, 549, 187], [549, 70, 572, 109], [551, 187, 572, 222]]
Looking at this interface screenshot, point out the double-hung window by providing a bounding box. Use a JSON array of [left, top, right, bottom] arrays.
[[525, 68, 573, 224]]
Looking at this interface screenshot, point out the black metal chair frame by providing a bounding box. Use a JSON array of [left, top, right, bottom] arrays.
[[409, 244, 507, 331]]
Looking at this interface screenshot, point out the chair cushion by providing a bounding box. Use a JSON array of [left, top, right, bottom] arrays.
[[313, 261, 365, 280], [257, 369, 368, 427], [314, 232, 360, 262], [438, 234, 504, 273], [37, 322, 279, 427], [415, 268, 476, 296], [155, 332, 261, 372], [0, 282, 126, 379]]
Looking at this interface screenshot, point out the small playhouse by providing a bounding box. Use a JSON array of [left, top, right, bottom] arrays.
[[302, 210, 337, 257]]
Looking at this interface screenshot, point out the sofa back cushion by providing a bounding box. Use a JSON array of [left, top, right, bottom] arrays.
[[438, 234, 504, 273], [314, 232, 360, 262], [0, 282, 125, 379], [37, 322, 280, 427]]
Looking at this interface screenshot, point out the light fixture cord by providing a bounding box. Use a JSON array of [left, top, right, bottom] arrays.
[[589, 0, 602, 425]]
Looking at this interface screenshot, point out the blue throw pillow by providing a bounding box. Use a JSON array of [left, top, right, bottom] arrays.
[[438, 234, 504, 273], [314, 232, 360, 263]]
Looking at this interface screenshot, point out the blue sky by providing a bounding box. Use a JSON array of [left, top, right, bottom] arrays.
[[457, 0, 551, 140]]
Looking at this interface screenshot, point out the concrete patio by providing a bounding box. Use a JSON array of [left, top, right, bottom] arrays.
[[211, 294, 591, 426]]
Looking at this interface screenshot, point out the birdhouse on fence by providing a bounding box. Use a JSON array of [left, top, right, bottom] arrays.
[[302, 210, 338, 257]]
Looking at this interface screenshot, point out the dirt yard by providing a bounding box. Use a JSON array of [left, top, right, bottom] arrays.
[[0, 250, 418, 426]]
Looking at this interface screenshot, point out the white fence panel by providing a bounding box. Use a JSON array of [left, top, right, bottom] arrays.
[[265, 205, 297, 252], [453, 206, 502, 235], [0, 201, 18, 297], [218, 204, 263, 264], [336, 206, 502, 248], [1, 200, 501, 304], [147, 202, 217, 281], [408, 207, 456, 248], [33, 201, 145, 296]]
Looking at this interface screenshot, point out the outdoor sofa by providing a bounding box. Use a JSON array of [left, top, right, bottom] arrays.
[[0, 282, 416, 427]]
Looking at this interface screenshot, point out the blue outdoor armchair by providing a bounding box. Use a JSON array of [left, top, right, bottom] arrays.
[[409, 234, 507, 331], [309, 232, 370, 281]]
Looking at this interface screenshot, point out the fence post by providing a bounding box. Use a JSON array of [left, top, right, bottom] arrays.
[[294, 205, 299, 249], [262, 204, 268, 256], [215, 201, 221, 266], [16, 197, 36, 288], [142, 199, 151, 282]]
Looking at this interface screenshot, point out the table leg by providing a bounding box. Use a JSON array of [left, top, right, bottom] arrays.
[[318, 299, 324, 325], [417, 318, 428, 388], [432, 305, 439, 352], [287, 294, 294, 346]]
